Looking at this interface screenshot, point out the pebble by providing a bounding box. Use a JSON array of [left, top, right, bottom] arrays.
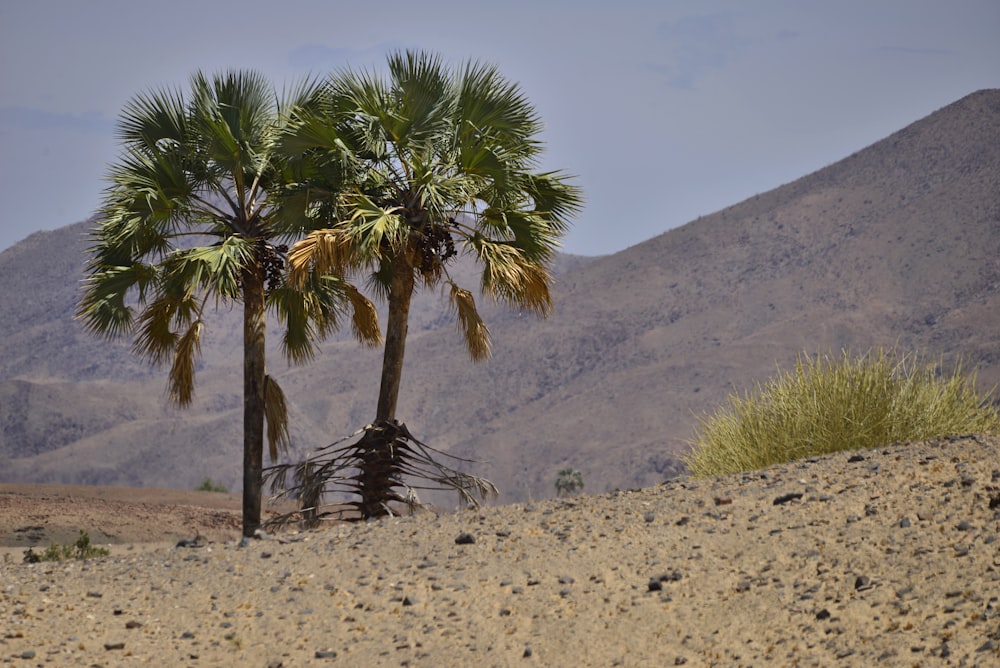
[[773, 492, 803, 505]]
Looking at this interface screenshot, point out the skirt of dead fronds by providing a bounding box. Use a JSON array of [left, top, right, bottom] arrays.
[[263, 420, 498, 530]]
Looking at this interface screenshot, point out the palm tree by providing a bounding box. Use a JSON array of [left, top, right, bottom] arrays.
[[280, 50, 583, 518], [77, 70, 380, 538]]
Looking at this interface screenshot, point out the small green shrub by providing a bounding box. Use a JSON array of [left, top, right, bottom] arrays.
[[196, 477, 228, 493], [23, 530, 110, 563], [685, 348, 1000, 477], [555, 467, 584, 497]]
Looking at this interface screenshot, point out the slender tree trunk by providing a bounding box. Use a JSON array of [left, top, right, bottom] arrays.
[[358, 251, 415, 518], [376, 252, 416, 422], [242, 264, 267, 537]]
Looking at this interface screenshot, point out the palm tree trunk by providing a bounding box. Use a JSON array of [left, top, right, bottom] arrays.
[[359, 252, 415, 517], [376, 253, 416, 422], [242, 264, 267, 537]]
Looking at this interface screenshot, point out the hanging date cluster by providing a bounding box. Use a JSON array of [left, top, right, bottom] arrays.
[[418, 219, 457, 275], [259, 241, 288, 292]]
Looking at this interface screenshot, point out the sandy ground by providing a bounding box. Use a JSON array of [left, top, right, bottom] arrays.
[[2, 435, 999, 667]]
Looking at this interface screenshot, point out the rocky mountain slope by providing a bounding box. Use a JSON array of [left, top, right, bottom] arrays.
[[1, 89, 998, 502]]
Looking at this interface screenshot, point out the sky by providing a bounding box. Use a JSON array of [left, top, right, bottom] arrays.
[[1, 1, 998, 257]]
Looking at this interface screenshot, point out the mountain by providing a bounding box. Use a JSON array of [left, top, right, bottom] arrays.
[[1, 89, 998, 503]]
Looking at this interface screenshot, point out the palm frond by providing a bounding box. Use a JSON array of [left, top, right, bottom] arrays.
[[168, 319, 203, 407], [162, 237, 256, 300], [287, 227, 358, 288], [264, 375, 291, 461], [344, 283, 382, 346], [473, 239, 553, 316], [448, 282, 492, 361], [263, 420, 498, 526], [77, 262, 159, 339], [131, 291, 200, 366], [343, 192, 406, 256]]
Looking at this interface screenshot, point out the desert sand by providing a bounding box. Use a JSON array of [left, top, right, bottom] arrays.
[[2, 434, 999, 667]]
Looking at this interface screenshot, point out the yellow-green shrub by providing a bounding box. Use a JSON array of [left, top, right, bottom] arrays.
[[685, 348, 999, 477]]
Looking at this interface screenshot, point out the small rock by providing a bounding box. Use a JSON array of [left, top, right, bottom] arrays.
[[314, 649, 337, 658], [523, 645, 533, 657], [735, 580, 751, 593], [854, 575, 874, 591], [773, 492, 803, 505], [848, 454, 866, 463], [976, 639, 998, 652], [816, 608, 831, 620], [455, 532, 476, 545], [714, 497, 732, 506], [956, 520, 973, 531], [644, 512, 656, 523], [104, 641, 125, 650], [125, 620, 142, 629], [20, 651, 35, 659], [402, 596, 416, 606], [898, 517, 911, 528]]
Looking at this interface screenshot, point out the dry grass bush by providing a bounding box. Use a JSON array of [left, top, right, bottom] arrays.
[[685, 348, 1000, 477]]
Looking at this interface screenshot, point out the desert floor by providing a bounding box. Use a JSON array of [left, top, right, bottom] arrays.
[[2, 435, 999, 667]]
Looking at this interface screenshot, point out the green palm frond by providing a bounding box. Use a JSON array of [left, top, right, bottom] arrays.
[[131, 290, 202, 366], [264, 375, 290, 461], [77, 262, 159, 339], [343, 192, 406, 255], [161, 237, 256, 300], [270, 274, 380, 364]]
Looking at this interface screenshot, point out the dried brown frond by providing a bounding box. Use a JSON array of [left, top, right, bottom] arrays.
[[287, 228, 356, 287], [449, 282, 492, 361], [345, 284, 382, 346], [263, 420, 498, 526], [168, 320, 203, 407], [479, 244, 554, 316], [264, 375, 291, 461]]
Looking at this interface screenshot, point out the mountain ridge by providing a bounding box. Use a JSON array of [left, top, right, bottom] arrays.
[[1, 89, 998, 502]]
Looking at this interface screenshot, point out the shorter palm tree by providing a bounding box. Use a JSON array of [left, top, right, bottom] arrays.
[[267, 50, 582, 520], [77, 70, 380, 537]]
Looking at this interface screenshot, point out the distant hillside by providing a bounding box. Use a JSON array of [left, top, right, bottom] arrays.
[[2, 89, 998, 502]]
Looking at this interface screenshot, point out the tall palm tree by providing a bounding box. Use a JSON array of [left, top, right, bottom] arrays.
[[77, 70, 380, 538], [282, 50, 583, 517]]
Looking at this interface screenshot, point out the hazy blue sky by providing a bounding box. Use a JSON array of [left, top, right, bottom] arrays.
[[1, 0, 997, 256]]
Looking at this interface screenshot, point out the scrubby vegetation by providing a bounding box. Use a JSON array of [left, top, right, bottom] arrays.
[[555, 468, 585, 497], [685, 348, 1000, 477], [195, 478, 228, 493], [22, 530, 110, 563]]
